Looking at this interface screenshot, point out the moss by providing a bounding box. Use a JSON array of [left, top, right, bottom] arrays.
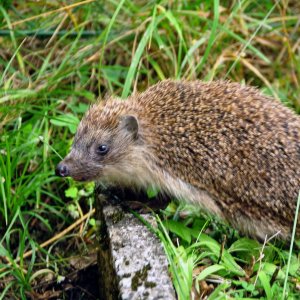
[[110, 210, 124, 224], [145, 281, 156, 288], [131, 263, 151, 291], [143, 291, 149, 297]]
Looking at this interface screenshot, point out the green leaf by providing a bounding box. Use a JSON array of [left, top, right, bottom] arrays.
[[50, 114, 80, 134], [147, 187, 159, 198], [241, 281, 256, 292], [229, 238, 260, 253], [207, 282, 230, 300], [0, 244, 8, 257], [190, 234, 245, 276], [67, 204, 79, 219], [282, 254, 300, 276], [228, 238, 260, 261], [163, 219, 192, 244], [65, 187, 78, 199], [89, 218, 96, 227], [257, 262, 285, 280], [70, 102, 89, 114], [196, 264, 225, 281], [258, 271, 272, 300]]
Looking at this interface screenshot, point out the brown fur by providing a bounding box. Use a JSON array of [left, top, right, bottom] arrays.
[[58, 80, 300, 240]]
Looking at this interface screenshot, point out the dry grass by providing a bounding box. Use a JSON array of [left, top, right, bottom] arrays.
[[0, 0, 299, 298]]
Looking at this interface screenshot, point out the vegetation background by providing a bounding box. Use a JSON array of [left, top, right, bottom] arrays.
[[0, 0, 299, 299]]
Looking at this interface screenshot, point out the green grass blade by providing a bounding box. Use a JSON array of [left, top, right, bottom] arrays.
[[258, 270, 272, 300], [0, 207, 20, 244], [282, 190, 300, 299], [98, 0, 126, 79], [218, 24, 271, 64], [122, 14, 161, 98], [225, 0, 279, 77], [207, 282, 230, 300], [0, 39, 26, 87], [147, 56, 166, 80], [0, 281, 14, 300], [0, 6, 25, 75], [196, 0, 219, 74], [180, 37, 206, 73], [0, 174, 7, 225], [196, 264, 225, 281]]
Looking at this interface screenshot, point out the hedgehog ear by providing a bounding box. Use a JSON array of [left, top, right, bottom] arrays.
[[120, 115, 139, 139]]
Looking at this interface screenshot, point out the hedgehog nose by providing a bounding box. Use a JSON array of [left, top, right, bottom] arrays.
[[56, 163, 69, 177]]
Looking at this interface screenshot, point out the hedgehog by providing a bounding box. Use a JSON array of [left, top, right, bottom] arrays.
[[56, 80, 300, 240]]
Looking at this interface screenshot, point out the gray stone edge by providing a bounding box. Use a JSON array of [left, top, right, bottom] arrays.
[[96, 192, 176, 300]]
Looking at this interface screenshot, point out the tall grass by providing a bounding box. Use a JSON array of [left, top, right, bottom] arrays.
[[0, 0, 299, 298]]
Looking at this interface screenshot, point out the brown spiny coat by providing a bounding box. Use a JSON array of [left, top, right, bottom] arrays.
[[57, 80, 300, 240]]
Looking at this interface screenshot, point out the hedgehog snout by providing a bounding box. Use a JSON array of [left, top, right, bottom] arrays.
[[56, 162, 70, 177]]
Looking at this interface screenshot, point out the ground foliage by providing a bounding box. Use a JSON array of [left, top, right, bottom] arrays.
[[0, 0, 299, 299]]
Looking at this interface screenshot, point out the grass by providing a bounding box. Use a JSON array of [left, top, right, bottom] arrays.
[[156, 202, 300, 299], [0, 0, 299, 299]]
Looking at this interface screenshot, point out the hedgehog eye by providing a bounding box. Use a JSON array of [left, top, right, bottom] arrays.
[[97, 144, 109, 155]]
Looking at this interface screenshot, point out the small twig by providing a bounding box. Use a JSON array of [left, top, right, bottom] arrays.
[[254, 231, 281, 286], [45, 13, 68, 47], [0, 208, 95, 273]]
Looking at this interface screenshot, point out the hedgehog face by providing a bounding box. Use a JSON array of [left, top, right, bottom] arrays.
[[56, 113, 140, 183]]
